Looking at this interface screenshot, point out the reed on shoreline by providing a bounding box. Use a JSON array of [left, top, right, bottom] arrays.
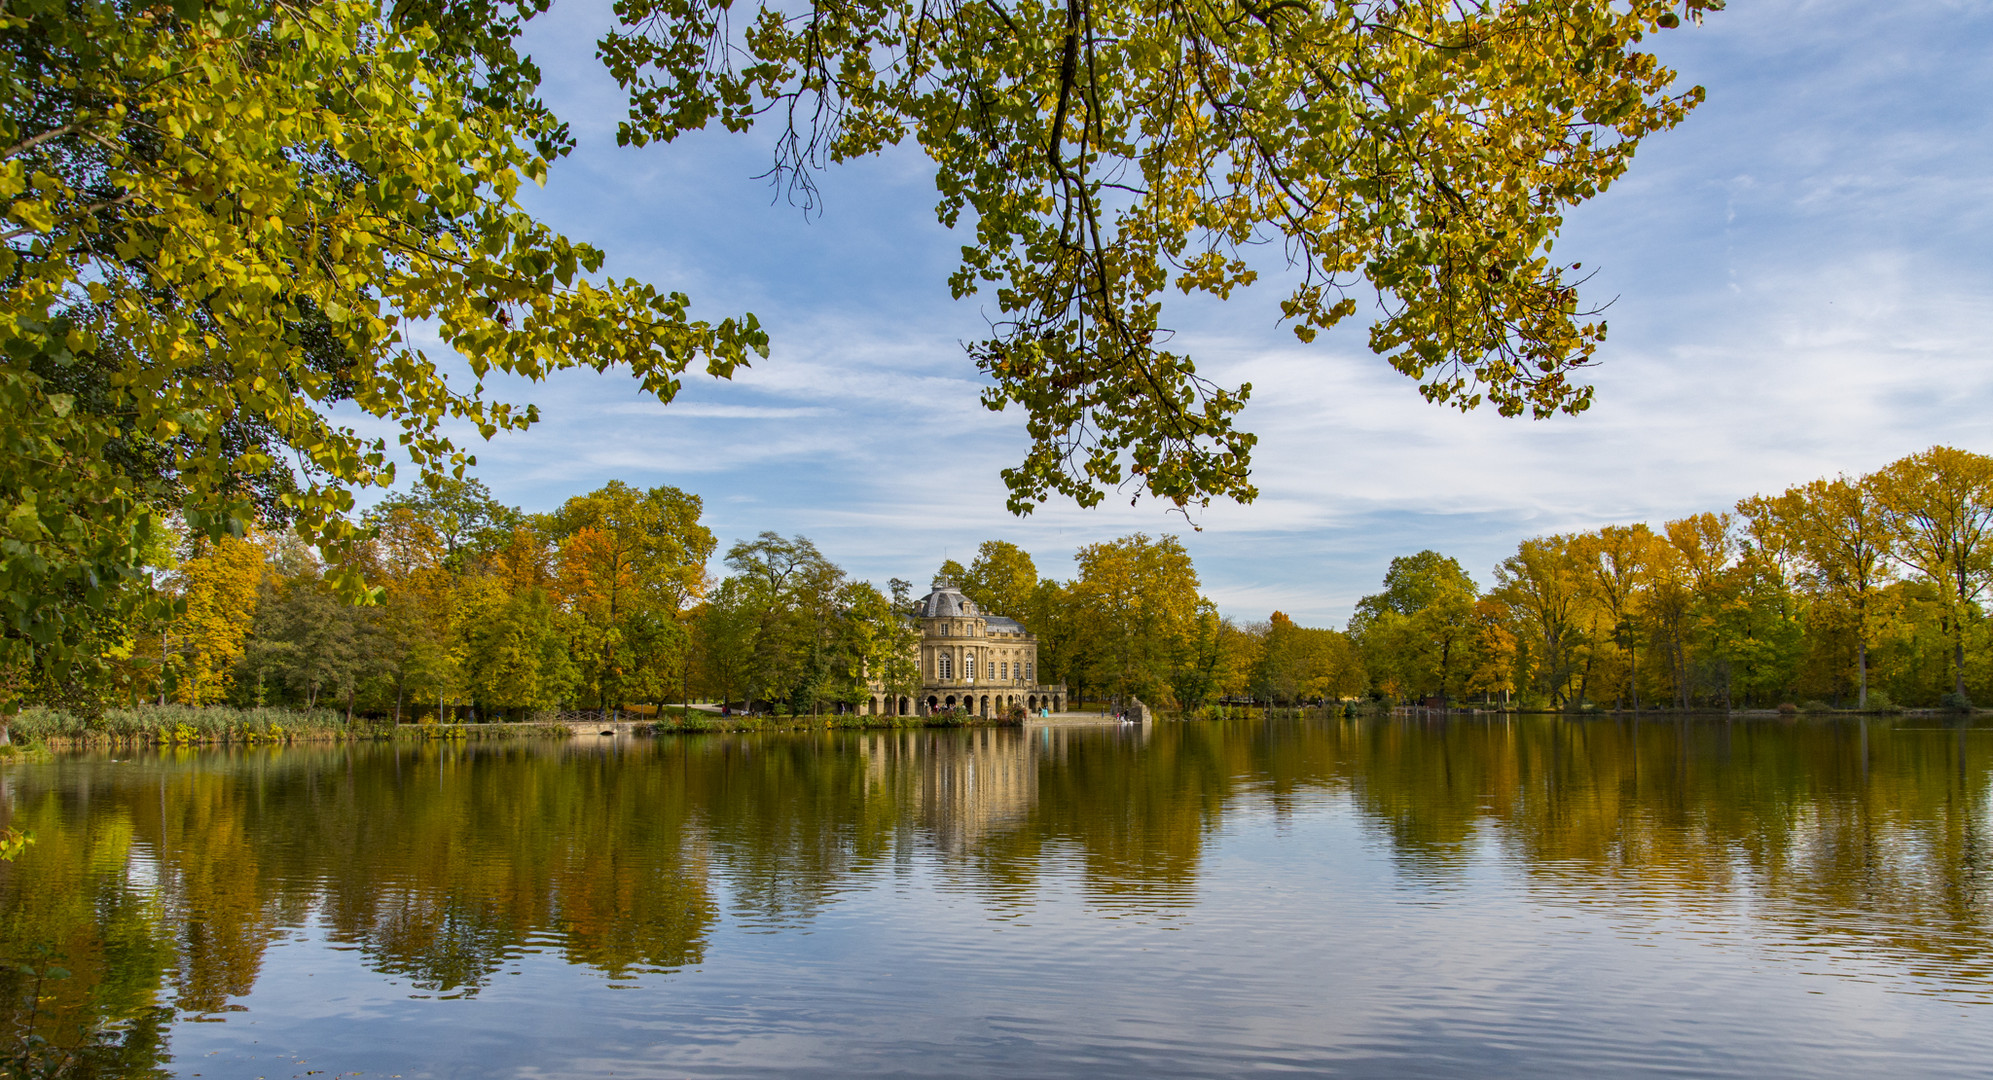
[[6, 704, 1030, 748], [12, 704, 356, 747]]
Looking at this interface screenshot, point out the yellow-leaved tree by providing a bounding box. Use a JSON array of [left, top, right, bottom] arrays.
[[165, 530, 267, 705], [1065, 533, 1203, 706], [604, 0, 1724, 513], [0, 0, 766, 710], [1874, 447, 1993, 706]]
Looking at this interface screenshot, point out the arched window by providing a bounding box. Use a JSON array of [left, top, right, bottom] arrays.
[[939, 654, 953, 679]]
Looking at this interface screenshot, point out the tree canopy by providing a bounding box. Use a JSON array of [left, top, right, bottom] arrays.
[[3, 0, 1725, 700], [604, 0, 1721, 512], [0, 0, 765, 701]]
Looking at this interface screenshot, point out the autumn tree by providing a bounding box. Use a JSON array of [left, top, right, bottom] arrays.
[[960, 541, 1040, 620], [1655, 512, 1737, 709], [1, 0, 766, 706], [453, 525, 571, 719], [1874, 447, 1993, 705], [1025, 578, 1081, 689], [826, 580, 919, 712], [547, 482, 715, 711], [1570, 524, 1655, 709], [1255, 612, 1364, 707], [374, 477, 521, 570], [1779, 476, 1894, 709], [604, 0, 1722, 515], [358, 506, 459, 721], [1172, 602, 1235, 711], [1064, 534, 1203, 706], [1491, 536, 1587, 708], [164, 531, 266, 705], [1351, 551, 1479, 704], [1727, 498, 1808, 705], [460, 587, 576, 718]]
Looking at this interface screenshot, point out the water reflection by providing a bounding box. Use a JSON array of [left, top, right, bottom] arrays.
[[1, 716, 1989, 1075]]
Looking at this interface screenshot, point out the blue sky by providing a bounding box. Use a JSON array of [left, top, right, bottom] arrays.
[[385, 0, 1993, 626]]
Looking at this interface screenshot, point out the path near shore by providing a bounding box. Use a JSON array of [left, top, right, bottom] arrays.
[[1028, 711, 1148, 727], [676, 703, 1140, 727]]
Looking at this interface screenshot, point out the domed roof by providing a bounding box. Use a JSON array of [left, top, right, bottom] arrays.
[[919, 585, 978, 618]]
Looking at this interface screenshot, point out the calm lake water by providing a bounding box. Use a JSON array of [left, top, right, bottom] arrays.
[[3, 715, 1992, 1078]]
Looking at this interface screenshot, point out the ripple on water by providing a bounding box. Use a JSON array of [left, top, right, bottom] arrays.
[[4, 721, 1992, 1078]]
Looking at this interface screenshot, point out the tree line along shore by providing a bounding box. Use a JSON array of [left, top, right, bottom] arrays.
[[8, 444, 1989, 741]]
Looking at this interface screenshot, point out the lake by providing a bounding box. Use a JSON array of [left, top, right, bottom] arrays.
[[3, 715, 1990, 1078]]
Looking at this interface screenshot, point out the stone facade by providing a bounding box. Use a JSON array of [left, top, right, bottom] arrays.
[[864, 584, 1067, 718]]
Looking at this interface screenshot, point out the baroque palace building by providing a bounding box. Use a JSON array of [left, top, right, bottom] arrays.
[[867, 583, 1067, 718]]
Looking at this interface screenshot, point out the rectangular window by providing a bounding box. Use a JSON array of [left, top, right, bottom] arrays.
[[1027, 662, 1035, 681], [940, 654, 952, 678], [1001, 662, 1009, 679], [966, 656, 976, 679]]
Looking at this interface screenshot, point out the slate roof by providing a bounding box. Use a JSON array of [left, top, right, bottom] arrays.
[[985, 617, 1026, 634], [919, 585, 976, 618]]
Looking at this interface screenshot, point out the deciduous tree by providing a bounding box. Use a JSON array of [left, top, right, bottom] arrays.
[[1780, 476, 1893, 709], [548, 482, 714, 710], [1875, 447, 1993, 704], [165, 531, 266, 705], [1065, 533, 1202, 706], [0, 0, 765, 703], [961, 541, 1039, 620]]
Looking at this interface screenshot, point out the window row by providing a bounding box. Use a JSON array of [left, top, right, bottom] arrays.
[[929, 655, 1036, 681]]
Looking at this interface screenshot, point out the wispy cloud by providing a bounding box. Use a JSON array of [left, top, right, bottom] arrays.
[[604, 402, 830, 420]]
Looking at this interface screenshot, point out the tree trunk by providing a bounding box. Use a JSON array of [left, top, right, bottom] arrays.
[[1955, 631, 1968, 701], [1858, 640, 1869, 710], [1631, 646, 1640, 713]]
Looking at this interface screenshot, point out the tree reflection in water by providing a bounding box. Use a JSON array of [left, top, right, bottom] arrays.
[[0, 715, 1987, 1075]]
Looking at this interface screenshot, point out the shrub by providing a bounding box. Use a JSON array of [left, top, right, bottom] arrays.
[[1941, 691, 1974, 713], [0, 740, 52, 763], [1776, 703, 1799, 717], [1799, 700, 1835, 714]]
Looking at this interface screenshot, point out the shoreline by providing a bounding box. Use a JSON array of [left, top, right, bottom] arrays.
[[20, 712, 1038, 749], [17, 705, 1988, 751]]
